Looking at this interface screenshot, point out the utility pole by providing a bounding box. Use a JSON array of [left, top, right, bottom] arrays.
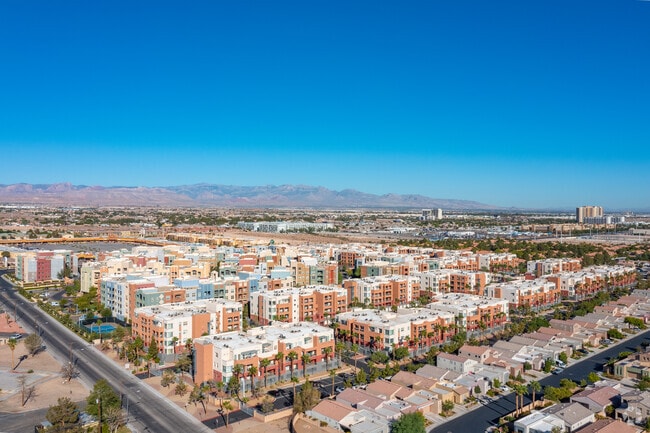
[[97, 396, 102, 432]]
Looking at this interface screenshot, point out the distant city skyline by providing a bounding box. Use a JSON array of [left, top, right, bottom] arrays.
[[1, 1, 648, 209]]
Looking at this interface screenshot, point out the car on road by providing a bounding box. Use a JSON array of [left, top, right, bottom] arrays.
[[10, 333, 22, 340]]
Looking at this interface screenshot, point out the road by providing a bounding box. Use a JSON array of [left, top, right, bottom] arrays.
[[430, 328, 650, 433], [0, 271, 214, 433]]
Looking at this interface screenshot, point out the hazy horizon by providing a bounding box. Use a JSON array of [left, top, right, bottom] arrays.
[[1, 1, 649, 209]]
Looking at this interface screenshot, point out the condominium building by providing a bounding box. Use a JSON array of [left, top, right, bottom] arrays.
[[485, 279, 561, 311], [132, 298, 243, 355], [15, 250, 76, 283], [428, 293, 510, 333], [526, 258, 582, 277], [291, 259, 338, 287], [343, 275, 420, 308], [249, 285, 348, 325], [193, 321, 335, 384], [335, 308, 456, 350]]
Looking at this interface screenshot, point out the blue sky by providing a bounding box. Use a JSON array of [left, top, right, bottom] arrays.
[[1, 1, 649, 210]]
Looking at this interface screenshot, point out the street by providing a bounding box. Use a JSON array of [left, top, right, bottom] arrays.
[[0, 271, 214, 433], [430, 328, 650, 433]]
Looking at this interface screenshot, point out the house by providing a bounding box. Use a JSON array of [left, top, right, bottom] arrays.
[[365, 380, 404, 400], [543, 402, 595, 432], [616, 390, 650, 425], [570, 386, 621, 414], [307, 399, 358, 430], [436, 352, 478, 374], [513, 411, 565, 433], [415, 364, 460, 382], [458, 344, 492, 363], [390, 371, 437, 391], [574, 418, 641, 433]]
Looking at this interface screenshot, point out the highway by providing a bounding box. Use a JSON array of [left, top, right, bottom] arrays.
[[430, 328, 650, 433], [0, 271, 213, 433]]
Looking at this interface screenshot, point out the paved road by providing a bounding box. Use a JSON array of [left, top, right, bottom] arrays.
[[0, 271, 214, 433], [430, 328, 650, 433]]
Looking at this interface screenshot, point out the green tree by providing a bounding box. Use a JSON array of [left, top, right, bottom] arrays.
[[86, 379, 120, 422], [46, 397, 80, 431], [587, 372, 600, 384], [222, 400, 233, 426], [356, 368, 367, 385], [174, 379, 189, 396], [147, 336, 160, 378], [558, 352, 568, 364], [161, 369, 176, 388], [287, 351, 298, 378], [301, 353, 311, 377], [394, 347, 409, 360], [529, 381, 542, 408], [260, 358, 271, 388], [442, 400, 455, 415], [293, 379, 320, 414], [227, 375, 240, 397], [391, 412, 426, 433], [248, 365, 258, 396], [189, 384, 208, 414]]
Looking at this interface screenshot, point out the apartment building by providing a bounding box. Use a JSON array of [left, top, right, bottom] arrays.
[[526, 258, 582, 277], [132, 298, 243, 355], [485, 279, 561, 311], [291, 259, 338, 287], [447, 271, 490, 296], [250, 285, 348, 325], [335, 308, 456, 350], [15, 250, 76, 283], [343, 275, 420, 308], [428, 293, 510, 333], [193, 321, 335, 384], [477, 252, 520, 272]]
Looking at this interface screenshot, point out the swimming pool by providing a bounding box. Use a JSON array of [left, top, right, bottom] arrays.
[[86, 323, 117, 334]]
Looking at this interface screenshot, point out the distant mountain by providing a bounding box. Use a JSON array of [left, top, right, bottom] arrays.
[[0, 183, 498, 209]]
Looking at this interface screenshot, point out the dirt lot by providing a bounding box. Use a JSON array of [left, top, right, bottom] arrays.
[[0, 342, 88, 414]]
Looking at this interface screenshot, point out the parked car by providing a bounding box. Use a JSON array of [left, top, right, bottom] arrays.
[[335, 387, 345, 393], [10, 333, 22, 340]]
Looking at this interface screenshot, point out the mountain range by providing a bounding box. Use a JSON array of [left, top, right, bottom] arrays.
[[0, 183, 497, 209]]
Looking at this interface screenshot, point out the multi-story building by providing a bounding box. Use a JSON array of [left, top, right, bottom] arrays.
[[291, 258, 338, 287], [250, 286, 348, 325], [485, 279, 560, 311], [15, 250, 75, 283], [428, 293, 510, 333], [576, 206, 603, 223], [477, 253, 520, 272], [335, 308, 456, 350], [132, 298, 243, 355], [343, 276, 420, 308], [447, 271, 490, 296], [526, 258, 582, 277], [193, 321, 335, 384]]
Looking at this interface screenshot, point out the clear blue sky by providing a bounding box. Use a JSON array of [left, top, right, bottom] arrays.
[[1, 1, 649, 210]]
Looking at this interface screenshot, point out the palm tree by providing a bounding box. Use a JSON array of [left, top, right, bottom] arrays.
[[329, 369, 336, 396], [275, 351, 284, 380], [350, 344, 359, 373], [260, 358, 271, 388], [514, 384, 527, 416], [291, 376, 299, 403], [248, 366, 258, 396], [8, 338, 17, 370], [233, 363, 244, 389], [529, 380, 541, 409], [301, 353, 311, 377], [287, 351, 298, 379], [222, 399, 233, 426], [323, 346, 333, 370], [335, 342, 345, 362], [171, 336, 179, 360]]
